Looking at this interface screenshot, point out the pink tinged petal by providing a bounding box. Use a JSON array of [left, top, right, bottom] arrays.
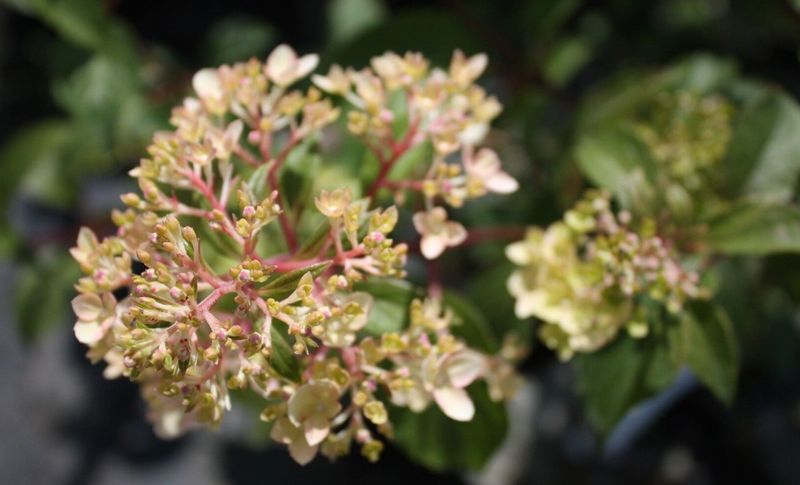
[[74, 321, 103, 345], [412, 211, 429, 233], [288, 440, 319, 465], [434, 387, 475, 421], [295, 54, 320, 79], [486, 172, 519, 194], [72, 293, 103, 321], [505, 243, 530, 265], [192, 69, 223, 100], [303, 414, 330, 446], [444, 221, 467, 246], [420, 234, 447, 260], [445, 351, 485, 388], [468, 53, 488, 79]]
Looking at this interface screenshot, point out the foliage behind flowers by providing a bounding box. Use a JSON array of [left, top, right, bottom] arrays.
[[69, 44, 524, 465]]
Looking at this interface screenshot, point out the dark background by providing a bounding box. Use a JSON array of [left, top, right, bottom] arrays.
[[2, 1, 800, 484]]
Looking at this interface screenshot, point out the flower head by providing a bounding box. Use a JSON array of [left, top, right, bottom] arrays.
[[413, 207, 467, 259]]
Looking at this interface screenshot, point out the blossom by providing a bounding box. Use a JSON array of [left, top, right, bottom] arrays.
[[271, 416, 319, 465], [465, 148, 518, 194], [322, 292, 373, 347], [413, 207, 467, 259], [287, 380, 342, 446], [391, 349, 485, 421], [71, 292, 117, 345], [265, 44, 319, 87], [449, 50, 488, 88], [312, 65, 351, 94], [315, 188, 353, 219]]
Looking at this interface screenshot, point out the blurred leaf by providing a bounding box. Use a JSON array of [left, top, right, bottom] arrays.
[[327, 0, 387, 45], [355, 278, 418, 336], [392, 383, 507, 471], [522, 0, 583, 39], [10, 0, 137, 59], [202, 16, 276, 66], [542, 35, 592, 87], [329, 9, 483, 67], [269, 323, 302, 382], [680, 301, 739, 404], [387, 140, 433, 181], [443, 290, 499, 354], [257, 262, 331, 299], [280, 141, 321, 209], [53, 55, 138, 122], [15, 250, 82, 341], [0, 120, 71, 215], [575, 334, 648, 434], [706, 201, 800, 255], [722, 90, 800, 203], [574, 125, 657, 211]]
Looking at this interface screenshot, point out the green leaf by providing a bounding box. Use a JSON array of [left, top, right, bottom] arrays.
[[574, 125, 658, 212], [575, 334, 648, 434], [387, 140, 433, 182], [722, 90, 800, 203], [443, 291, 499, 353], [354, 278, 418, 336], [327, 0, 387, 45], [202, 16, 276, 66], [392, 383, 507, 471], [542, 35, 592, 87], [706, 201, 800, 255], [680, 301, 739, 405], [15, 250, 82, 342], [0, 120, 71, 216], [246, 162, 271, 203], [269, 323, 302, 382], [257, 262, 331, 299]]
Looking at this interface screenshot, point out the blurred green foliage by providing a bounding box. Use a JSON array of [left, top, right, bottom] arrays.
[[2, 0, 800, 473]]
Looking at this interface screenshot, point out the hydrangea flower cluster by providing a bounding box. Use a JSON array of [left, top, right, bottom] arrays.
[[70, 45, 522, 464], [506, 190, 706, 360], [634, 90, 733, 192]]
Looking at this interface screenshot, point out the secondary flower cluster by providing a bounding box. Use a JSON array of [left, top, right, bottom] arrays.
[[506, 190, 706, 360], [70, 45, 521, 465], [633, 90, 734, 217], [313, 50, 518, 259]]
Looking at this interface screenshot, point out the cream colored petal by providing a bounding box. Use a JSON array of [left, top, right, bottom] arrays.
[[444, 221, 467, 246], [295, 54, 320, 79], [420, 234, 447, 259], [303, 413, 330, 446], [445, 351, 485, 388], [433, 386, 475, 421], [486, 171, 519, 194], [74, 320, 103, 345], [72, 293, 103, 321], [192, 68, 223, 100]]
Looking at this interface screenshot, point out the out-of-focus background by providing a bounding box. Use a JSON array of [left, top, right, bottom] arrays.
[[2, 1, 800, 484]]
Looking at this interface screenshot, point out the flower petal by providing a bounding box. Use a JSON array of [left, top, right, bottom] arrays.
[[433, 386, 475, 421], [72, 293, 103, 321], [74, 320, 104, 345], [303, 413, 330, 446], [420, 234, 447, 259]]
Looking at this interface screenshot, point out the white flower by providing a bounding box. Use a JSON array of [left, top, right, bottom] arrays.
[[312, 64, 351, 94], [449, 50, 488, 88], [314, 188, 352, 219], [465, 148, 518, 194], [265, 44, 319, 87], [271, 416, 319, 465], [287, 380, 342, 447], [391, 349, 485, 421], [413, 207, 467, 259], [323, 292, 373, 347], [71, 292, 116, 345]]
